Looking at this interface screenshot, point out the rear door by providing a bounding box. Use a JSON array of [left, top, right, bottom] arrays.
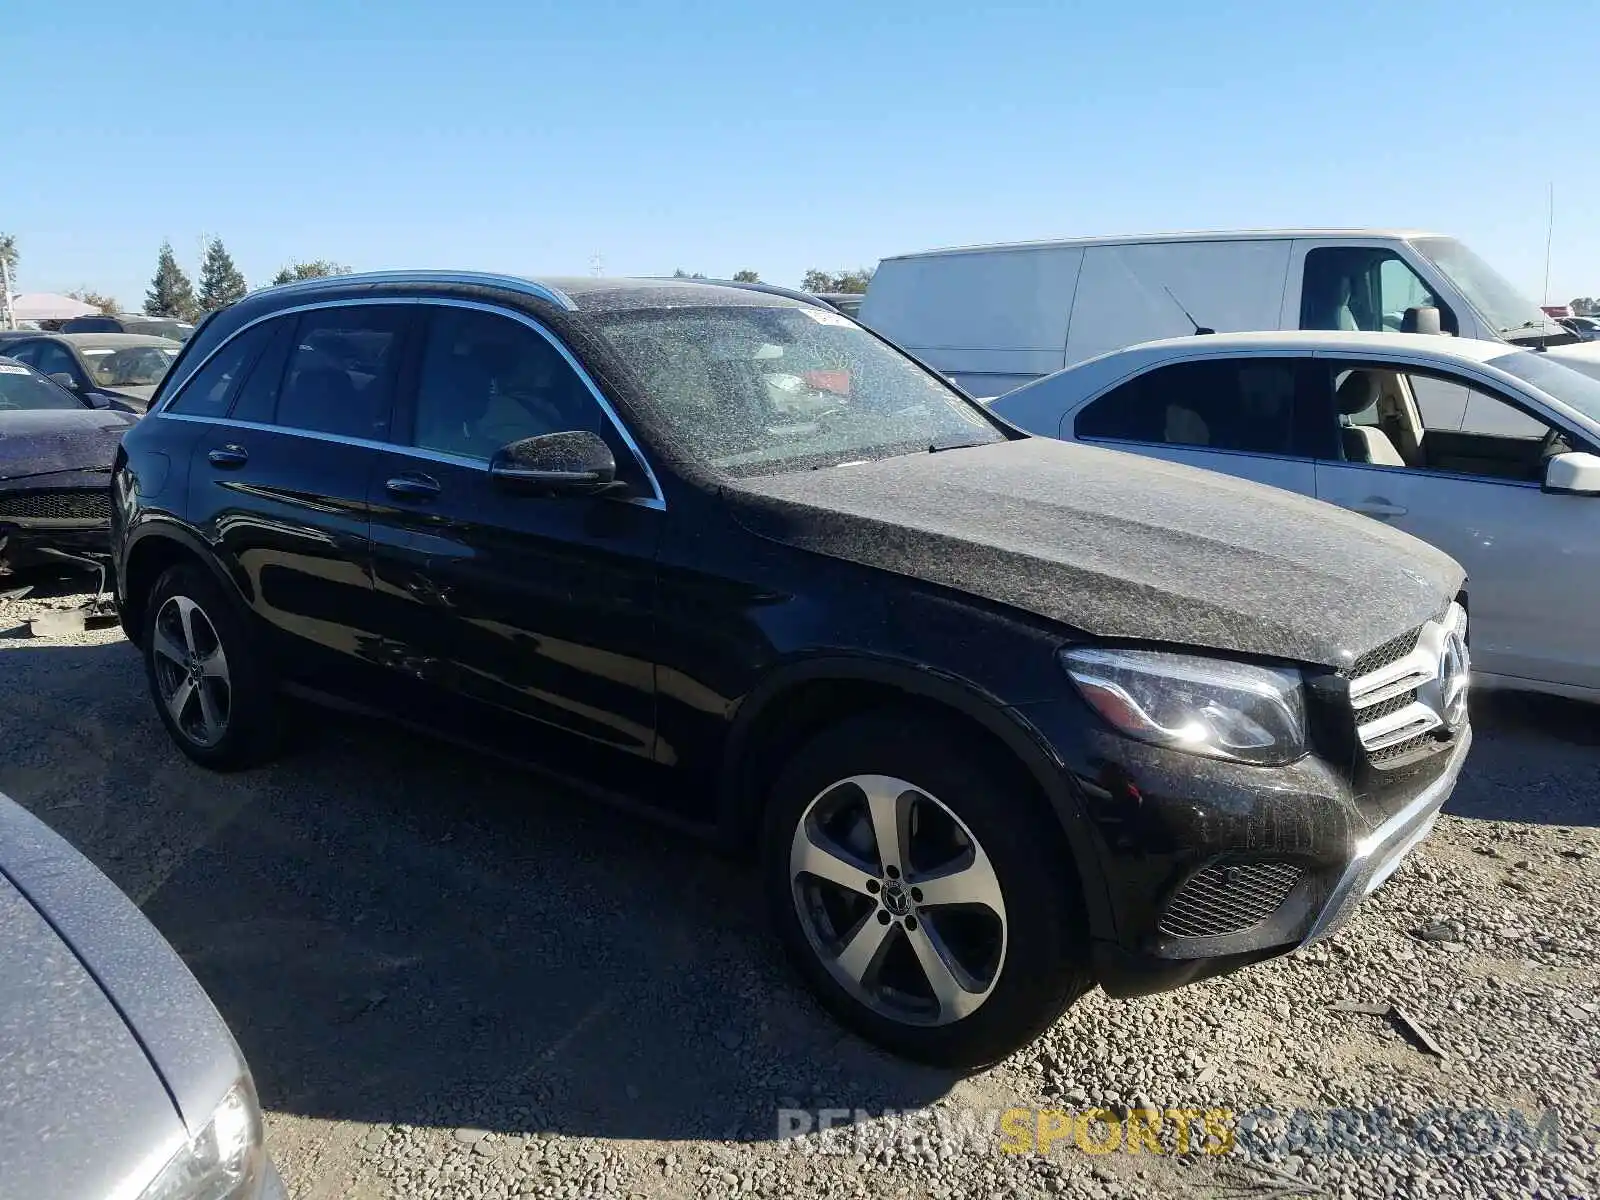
[[1067, 354, 1320, 495], [179, 303, 414, 692], [364, 301, 664, 761], [1307, 357, 1600, 690]]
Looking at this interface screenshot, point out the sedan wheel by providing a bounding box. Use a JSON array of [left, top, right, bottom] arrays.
[[150, 595, 232, 748], [790, 774, 1008, 1026]]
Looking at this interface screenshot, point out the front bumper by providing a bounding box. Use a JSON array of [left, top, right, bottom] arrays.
[[1011, 691, 1471, 998], [0, 521, 111, 572]]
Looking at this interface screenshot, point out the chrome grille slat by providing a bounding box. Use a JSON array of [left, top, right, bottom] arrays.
[[1347, 604, 1469, 765]]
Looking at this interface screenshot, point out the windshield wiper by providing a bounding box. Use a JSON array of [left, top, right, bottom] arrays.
[[1500, 320, 1549, 336], [927, 436, 988, 454]]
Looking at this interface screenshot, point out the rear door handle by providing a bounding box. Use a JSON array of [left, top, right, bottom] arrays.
[[207, 445, 248, 468], [1350, 500, 1407, 518], [385, 473, 442, 500]]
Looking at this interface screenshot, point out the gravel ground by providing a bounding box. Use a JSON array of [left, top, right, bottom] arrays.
[[1, 574, 1596, 1200]]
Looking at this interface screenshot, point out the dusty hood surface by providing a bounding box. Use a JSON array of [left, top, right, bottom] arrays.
[[1547, 339, 1600, 382], [0, 875, 185, 1200], [0, 407, 136, 482], [727, 438, 1464, 669]]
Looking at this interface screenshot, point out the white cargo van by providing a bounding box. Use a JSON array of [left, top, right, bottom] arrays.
[[859, 230, 1600, 397]]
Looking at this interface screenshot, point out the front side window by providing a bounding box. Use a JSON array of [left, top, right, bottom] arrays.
[[589, 304, 1002, 476], [26, 342, 79, 379], [1301, 246, 1455, 334], [410, 307, 598, 460], [1320, 362, 1563, 482], [78, 343, 178, 388], [1075, 358, 1298, 455], [0, 362, 83, 410], [272, 307, 408, 439]]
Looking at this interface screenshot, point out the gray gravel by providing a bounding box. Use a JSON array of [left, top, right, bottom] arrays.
[[1, 575, 1596, 1199]]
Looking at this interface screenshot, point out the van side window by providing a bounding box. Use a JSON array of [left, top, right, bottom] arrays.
[[1076, 359, 1297, 455], [1300, 247, 1457, 335]]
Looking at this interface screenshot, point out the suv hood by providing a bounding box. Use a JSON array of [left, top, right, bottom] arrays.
[[726, 438, 1464, 669], [0, 407, 136, 481]]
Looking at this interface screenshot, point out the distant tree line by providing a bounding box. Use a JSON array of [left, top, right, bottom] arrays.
[[140, 241, 352, 321], [1572, 297, 1598, 317]]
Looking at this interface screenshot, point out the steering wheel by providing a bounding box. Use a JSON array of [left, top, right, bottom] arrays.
[[1537, 425, 1566, 461]]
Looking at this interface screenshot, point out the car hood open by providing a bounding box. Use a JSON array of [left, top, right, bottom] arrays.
[[0, 407, 137, 482], [725, 438, 1464, 669]]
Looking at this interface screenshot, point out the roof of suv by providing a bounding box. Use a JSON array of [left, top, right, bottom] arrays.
[[253, 271, 825, 316]]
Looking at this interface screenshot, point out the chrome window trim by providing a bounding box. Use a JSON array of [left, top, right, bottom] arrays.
[[154, 295, 666, 511]]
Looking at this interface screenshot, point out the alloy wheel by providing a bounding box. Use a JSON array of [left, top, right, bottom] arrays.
[[789, 774, 1008, 1026], [151, 595, 233, 748]]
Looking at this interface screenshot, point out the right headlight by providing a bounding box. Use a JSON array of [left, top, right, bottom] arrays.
[[138, 1078, 265, 1200], [1061, 647, 1307, 766]]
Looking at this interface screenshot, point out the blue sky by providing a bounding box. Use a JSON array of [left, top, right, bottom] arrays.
[[7, 1, 1598, 309]]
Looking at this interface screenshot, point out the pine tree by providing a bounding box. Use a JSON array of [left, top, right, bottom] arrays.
[[145, 242, 197, 320], [197, 238, 247, 313]]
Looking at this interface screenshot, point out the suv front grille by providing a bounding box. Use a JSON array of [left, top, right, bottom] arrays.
[[1347, 604, 1468, 768], [0, 488, 111, 522], [1157, 861, 1303, 938]]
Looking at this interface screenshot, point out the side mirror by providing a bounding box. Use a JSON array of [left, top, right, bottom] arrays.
[[1401, 306, 1443, 336], [1544, 451, 1600, 495], [48, 371, 82, 392], [489, 430, 617, 496], [84, 392, 111, 409]]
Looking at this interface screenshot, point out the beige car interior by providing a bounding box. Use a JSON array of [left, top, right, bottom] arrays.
[[1336, 369, 1423, 466]]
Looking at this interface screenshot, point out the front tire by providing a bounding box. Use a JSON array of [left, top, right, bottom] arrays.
[[762, 711, 1092, 1070], [142, 563, 280, 770]]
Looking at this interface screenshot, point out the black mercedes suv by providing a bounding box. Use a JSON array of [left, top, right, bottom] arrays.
[[112, 273, 1472, 1068]]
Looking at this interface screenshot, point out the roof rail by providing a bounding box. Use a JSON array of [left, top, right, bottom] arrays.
[[258, 270, 576, 311], [645, 277, 826, 308]]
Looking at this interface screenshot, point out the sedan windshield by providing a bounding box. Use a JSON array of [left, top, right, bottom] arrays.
[[1488, 349, 1600, 428], [591, 304, 1003, 476], [78, 343, 178, 388], [1410, 237, 1572, 346], [0, 362, 83, 410]]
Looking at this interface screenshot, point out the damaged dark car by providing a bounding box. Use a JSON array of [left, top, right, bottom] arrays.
[[0, 357, 136, 577], [112, 274, 1472, 1069]]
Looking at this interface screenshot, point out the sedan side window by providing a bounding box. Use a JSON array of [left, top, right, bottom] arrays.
[[410, 307, 598, 460], [1075, 359, 1297, 456], [30, 343, 79, 379], [1320, 363, 1563, 482]]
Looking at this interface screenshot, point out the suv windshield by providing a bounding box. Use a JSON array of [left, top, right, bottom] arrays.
[[79, 343, 178, 388], [1410, 236, 1574, 346], [0, 362, 83, 410], [591, 304, 1003, 475]]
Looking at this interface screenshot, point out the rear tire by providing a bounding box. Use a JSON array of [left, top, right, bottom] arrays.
[[142, 563, 281, 770], [762, 710, 1092, 1070]]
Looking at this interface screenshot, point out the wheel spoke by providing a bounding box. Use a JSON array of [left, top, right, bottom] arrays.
[[791, 828, 876, 898], [166, 677, 196, 727], [858, 775, 912, 874], [911, 845, 1004, 915], [195, 680, 225, 743], [152, 624, 188, 667], [834, 912, 893, 987], [198, 647, 230, 683], [175, 596, 201, 657], [905, 920, 984, 1022]]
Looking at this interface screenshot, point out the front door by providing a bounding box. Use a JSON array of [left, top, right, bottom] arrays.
[[366, 302, 663, 762], [1308, 359, 1600, 691]]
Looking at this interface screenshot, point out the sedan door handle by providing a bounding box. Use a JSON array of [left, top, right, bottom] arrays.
[[207, 445, 249, 468], [1349, 500, 1407, 518], [385, 473, 442, 500]]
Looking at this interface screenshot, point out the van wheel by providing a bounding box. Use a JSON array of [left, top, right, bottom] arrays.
[[762, 711, 1092, 1070], [142, 564, 280, 770]]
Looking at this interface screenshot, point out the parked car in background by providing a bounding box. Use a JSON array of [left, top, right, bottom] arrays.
[[113, 272, 1470, 1067], [0, 332, 180, 412], [1559, 315, 1600, 342], [991, 329, 1600, 700], [0, 357, 137, 574], [0, 790, 283, 1200], [62, 312, 197, 341], [859, 229, 1600, 396]]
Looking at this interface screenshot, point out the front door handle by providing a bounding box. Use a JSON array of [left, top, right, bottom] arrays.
[[207, 445, 248, 468], [1349, 499, 1407, 518], [385, 473, 442, 500]]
